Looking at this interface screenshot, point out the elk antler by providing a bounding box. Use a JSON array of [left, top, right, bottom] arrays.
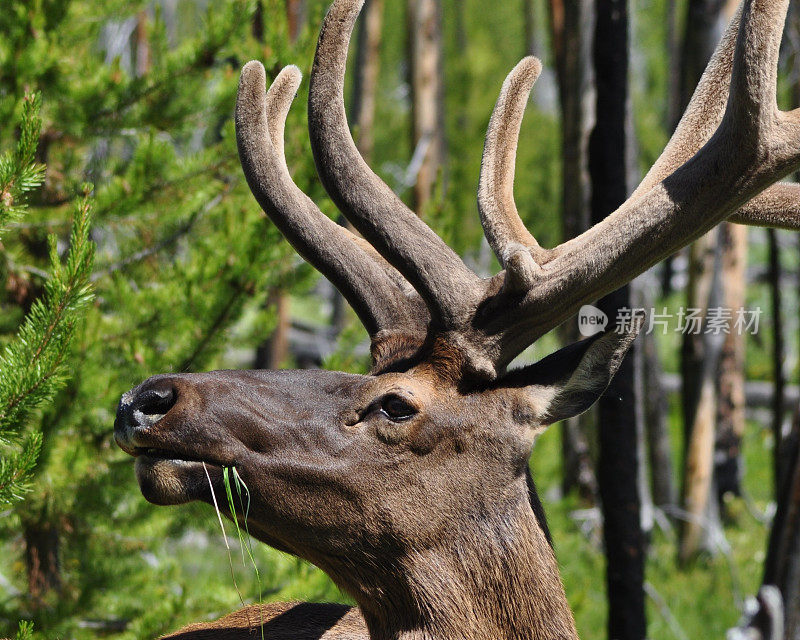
[[237, 0, 800, 381], [307, 0, 487, 329], [235, 62, 428, 349], [475, 0, 800, 371]]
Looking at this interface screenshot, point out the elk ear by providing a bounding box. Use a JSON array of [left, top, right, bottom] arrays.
[[504, 315, 644, 429]]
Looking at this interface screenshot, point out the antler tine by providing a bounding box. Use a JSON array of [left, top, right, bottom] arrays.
[[477, 57, 547, 293], [629, 3, 743, 200], [630, 1, 800, 227], [725, 0, 784, 147], [731, 183, 800, 230], [307, 0, 484, 328], [236, 61, 426, 339]]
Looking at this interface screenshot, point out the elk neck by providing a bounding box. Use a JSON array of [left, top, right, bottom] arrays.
[[351, 480, 579, 640]]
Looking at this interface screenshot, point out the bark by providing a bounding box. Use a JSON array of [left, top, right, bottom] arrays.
[[678, 0, 726, 429], [661, 0, 680, 296], [632, 286, 655, 537], [679, 231, 727, 561], [679, 351, 721, 561], [24, 517, 61, 601], [548, 0, 598, 501], [681, 229, 718, 440], [642, 299, 677, 511], [351, 0, 384, 164], [408, 0, 446, 213], [524, 0, 537, 57], [679, 0, 726, 112], [590, 1, 646, 637], [715, 223, 748, 505], [768, 229, 787, 497], [763, 412, 800, 639], [255, 293, 291, 370], [134, 11, 149, 78], [285, 0, 306, 43], [561, 416, 598, 501], [252, 0, 264, 43]]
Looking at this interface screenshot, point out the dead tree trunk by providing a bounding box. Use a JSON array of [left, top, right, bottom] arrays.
[[285, 0, 306, 42], [408, 0, 446, 213], [548, 0, 598, 502], [590, 1, 646, 637], [715, 223, 748, 506], [768, 229, 787, 495], [23, 511, 61, 603], [642, 300, 677, 511], [351, 0, 384, 164], [255, 293, 291, 370], [524, 0, 537, 57], [763, 412, 800, 639]]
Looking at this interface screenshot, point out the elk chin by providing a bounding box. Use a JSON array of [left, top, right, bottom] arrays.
[[135, 456, 212, 506]]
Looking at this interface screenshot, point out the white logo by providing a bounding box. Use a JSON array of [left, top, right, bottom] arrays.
[[578, 305, 608, 337]]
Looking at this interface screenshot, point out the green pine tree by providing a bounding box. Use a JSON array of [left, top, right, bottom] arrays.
[[0, 93, 95, 509]]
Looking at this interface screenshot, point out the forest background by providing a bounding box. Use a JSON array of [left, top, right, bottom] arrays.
[[1, 0, 799, 639]]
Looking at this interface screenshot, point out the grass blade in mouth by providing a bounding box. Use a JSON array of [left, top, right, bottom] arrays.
[[223, 466, 264, 640], [204, 462, 244, 607]]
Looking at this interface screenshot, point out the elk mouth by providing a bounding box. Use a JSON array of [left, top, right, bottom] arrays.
[[132, 447, 218, 466], [132, 446, 233, 506]]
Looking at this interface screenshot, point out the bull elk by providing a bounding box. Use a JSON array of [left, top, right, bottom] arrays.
[[114, 0, 799, 638]]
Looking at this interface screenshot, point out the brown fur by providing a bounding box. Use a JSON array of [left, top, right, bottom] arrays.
[[161, 603, 365, 639]]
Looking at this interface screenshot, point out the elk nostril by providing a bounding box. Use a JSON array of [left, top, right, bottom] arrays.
[[115, 385, 177, 436], [134, 387, 176, 419]]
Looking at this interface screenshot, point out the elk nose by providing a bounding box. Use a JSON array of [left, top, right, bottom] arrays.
[[114, 382, 177, 445]]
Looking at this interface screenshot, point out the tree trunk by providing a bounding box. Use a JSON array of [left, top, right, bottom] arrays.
[[660, 0, 680, 296], [255, 293, 291, 370], [590, 1, 646, 637], [768, 229, 787, 496], [23, 516, 61, 602], [134, 10, 149, 78], [763, 412, 800, 639], [678, 0, 726, 428], [285, 0, 306, 43], [715, 223, 748, 506], [681, 228, 718, 444], [252, 0, 265, 43], [641, 293, 677, 511], [351, 0, 384, 163], [679, 231, 727, 561], [548, 0, 598, 501], [408, 0, 446, 213], [633, 284, 655, 537], [524, 0, 537, 57]]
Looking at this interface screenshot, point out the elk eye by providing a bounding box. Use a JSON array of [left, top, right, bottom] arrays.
[[380, 395, 417, 422]]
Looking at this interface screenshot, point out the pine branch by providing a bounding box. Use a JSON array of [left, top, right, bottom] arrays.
[[0, 93, 45, 232], [0, 189, 95, 506]]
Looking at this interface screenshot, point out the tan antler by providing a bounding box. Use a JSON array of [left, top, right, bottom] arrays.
[[475, 0, 800, 371], [235, 62, 428, 346], [307, 0, 487, 328], [237, 0, 800, 381]]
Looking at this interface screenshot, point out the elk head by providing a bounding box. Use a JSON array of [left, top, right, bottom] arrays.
[[115, 0, 800, 638]]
